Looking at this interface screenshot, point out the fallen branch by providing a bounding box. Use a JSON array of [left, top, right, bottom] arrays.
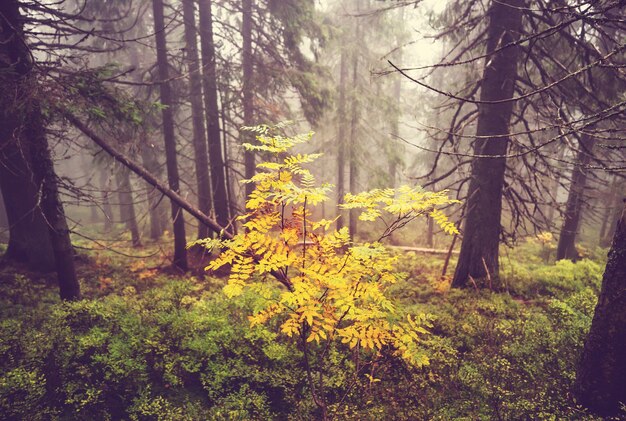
[[65, 113, 294, 290], [66, 113, 229, 238]]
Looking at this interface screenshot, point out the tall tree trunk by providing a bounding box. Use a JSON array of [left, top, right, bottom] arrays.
[[556, 133, 596, 261], [100, 169, 114, 232], [199, 0, 230, 232], [115, 166, 142, 247], [0, 1, 55, 271], [348, 41, 359, 239], [336, 51, 348, 232], [574, 200, 626, 417], [182, 0, 213, 239], [451, 0, 523, 288], [152, 0, 188, 270], [0, 0, 79, 300], [602, 182, 624, 247], [389, 7, 404, 189], [599, 175, 617, 244], [241, 0, 255, 201], [139, 136, 166, 240], [28, 109, 80, 300]]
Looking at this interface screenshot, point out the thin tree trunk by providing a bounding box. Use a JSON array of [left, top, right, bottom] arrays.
[[221, 88, 237, 229], [574, 200, 626, 417], [182, 0, 213, 239], [336, 51, 348, 232], [115, 166, 142, 247], [602, 183, 624, 247], [199, 0, 230, 232], [599, 176, 617, 244], [152, 0, 188, 270], [348, 40, 359, 239], [389, 8, 403, 188], [100, 169, 114, 232], [452, 0, 523, 288], [139, 138, 166, 240], [556, 133, 596, 261], [242, 0, 255, 200]]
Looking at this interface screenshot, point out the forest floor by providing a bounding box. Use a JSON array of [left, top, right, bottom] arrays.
[[0, 232, 611, 420]]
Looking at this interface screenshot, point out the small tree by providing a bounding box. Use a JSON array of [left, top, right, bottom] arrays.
[[193, 125, 459, 419]]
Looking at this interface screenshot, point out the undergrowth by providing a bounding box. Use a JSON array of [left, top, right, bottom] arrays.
[[0, 237, 608, 420]]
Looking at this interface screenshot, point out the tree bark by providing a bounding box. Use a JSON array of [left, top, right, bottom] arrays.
[[242, 0, 255, 200], [348, 40, 359, 239], [0, 0, 79, 300], [182, 0, 213, 240], [575, 200, 626, 417], [336, 51, 348, 232], [152, 0, 188, 270], [556, 133, 596, 261], [199, 0, 231, 232], [115, 166, 142, 247], [0, 0, 56, 272], [99, 169, 114, 232], [600, 178, 623, 248], [28, 109, 80, 300], [139, 136, 167, 240], [452, 0, 523, 288]]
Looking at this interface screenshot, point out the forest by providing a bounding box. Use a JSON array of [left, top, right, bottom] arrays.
[[0, 0, 625, 419]]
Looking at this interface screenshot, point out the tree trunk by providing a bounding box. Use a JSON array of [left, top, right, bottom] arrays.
[[241, 0, 255, 201], [199, 0, 231, 232], [556, 133, 596, 261], [336, 51, 348, 232], [139, 137, 166, 240], [115, 166, 142, 247], [598, 175, 617, 244], [0, 131, 55, 271], [348, 40, 359, 239], [182, 0, 213, 240], [0, 1, 55, 271], [152, 0, 188, 270], [100, 169, 114, 232], [0, 0, 79, 300], [28, 109, 80, 300], [574, 200, 626, 417], [0, 190, 8, 235], [600, 178, 623, 248], [451, 0, 523, 288]]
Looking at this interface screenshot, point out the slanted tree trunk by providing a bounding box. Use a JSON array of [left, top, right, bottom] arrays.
[[199, 0, 230, 232], [336, 51, 348, 232], [182, 0, 213, 240], [556, 133, 596, 261], [152, 0, 188, 270], [574, 200, 626, 417], [115, 166, 142, 247], [452, 0, 523, 288], [0, 0, 79, 300], [241, 0, 255, 201]]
